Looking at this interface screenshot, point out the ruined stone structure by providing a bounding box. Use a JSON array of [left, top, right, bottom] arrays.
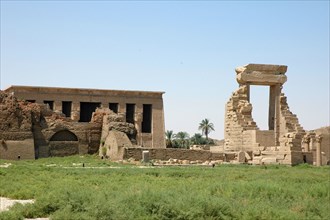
[[0, 90, 102, 159], [1, 86, 165, 160], [4, 86, 166, 149], [224, 64, 325, 165], [2, 68, 327, 165]]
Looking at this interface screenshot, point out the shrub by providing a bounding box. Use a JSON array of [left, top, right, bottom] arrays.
[[101, 147, 107, 156], [0, 156, 329, 219]]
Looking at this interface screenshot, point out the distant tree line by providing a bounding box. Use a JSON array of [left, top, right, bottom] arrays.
[[165, 118, 215, 148]]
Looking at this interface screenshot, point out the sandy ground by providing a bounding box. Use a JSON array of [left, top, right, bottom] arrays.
[[0, 197, 49, 220]]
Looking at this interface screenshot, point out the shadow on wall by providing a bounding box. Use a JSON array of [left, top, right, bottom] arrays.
[[1, 139, 8, 150], [49, 130, 79, 157], [50, 130, 78, 141]]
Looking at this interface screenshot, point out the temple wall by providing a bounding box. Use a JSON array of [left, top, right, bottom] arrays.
[[0, 139, 35, 160], [5, 85, 166, 149], [224, 85, 258, 152], [255, 130, 275, 148]]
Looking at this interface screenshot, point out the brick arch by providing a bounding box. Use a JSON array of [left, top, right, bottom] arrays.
[[49, 130, 78, 142]]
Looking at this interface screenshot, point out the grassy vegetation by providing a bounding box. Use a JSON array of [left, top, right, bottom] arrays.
[[0, 155, 329, 220]]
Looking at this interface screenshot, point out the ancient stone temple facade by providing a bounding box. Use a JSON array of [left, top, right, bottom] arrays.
[[3, 86, 166, 154], [224, 64, 322, 165]]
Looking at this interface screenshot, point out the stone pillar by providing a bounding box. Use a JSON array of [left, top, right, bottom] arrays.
[[54, 100, 62, 113], [142, 151, 150, 163], [246, 84, 250, 102], [315, 135, 323, 166], [134, 112, 143, 146], [309, 136, 314, 151], [101, 102, 108, 109], [237, 151, 245, 163], [274, 85, 282, 146], [302, 134, 310, 152], [118, 102, 126, 115], [35, 99, 43, 104], [71, 101, 80, 122], [268, 86, 276, 130]]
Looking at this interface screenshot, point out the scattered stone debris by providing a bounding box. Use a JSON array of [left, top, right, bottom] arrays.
[[149, 159, 224, 166]]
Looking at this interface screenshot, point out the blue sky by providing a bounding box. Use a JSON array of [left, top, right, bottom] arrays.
[[1, 1, 329, 139]]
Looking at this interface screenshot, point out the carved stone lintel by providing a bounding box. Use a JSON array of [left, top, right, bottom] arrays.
[[236, 64, 288, 85]]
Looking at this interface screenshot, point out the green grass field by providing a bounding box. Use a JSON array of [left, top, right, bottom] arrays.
[[0, 155, 329, 220]]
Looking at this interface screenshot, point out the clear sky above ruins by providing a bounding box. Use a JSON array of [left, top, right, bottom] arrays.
[[0, 1, 329, 139]]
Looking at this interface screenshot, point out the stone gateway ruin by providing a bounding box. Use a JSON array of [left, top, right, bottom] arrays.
[[224, 64, 326, 165]]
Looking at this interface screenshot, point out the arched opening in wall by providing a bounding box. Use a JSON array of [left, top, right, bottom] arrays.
[[249, 86, 270, 130], [50, 130, 78, 141], [49, 130, 79, 157]]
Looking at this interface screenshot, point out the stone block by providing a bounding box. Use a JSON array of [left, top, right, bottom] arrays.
[[142, 150, 149, 163], [237, 151, 246, 163], [244, 152, 251, 160], [261, 157, 278, 164]]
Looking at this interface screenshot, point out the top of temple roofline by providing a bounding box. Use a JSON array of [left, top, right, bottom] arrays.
[[4, 85, 165, 99]]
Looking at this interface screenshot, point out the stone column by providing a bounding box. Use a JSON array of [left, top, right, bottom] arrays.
[[54, 100, 62, 113], [268, 86, 276, 130], [35, 99, 43, 104], [246, 84, 250, 102], [315, 135, 323, 166], [118, 102, 126, 115], [142, 150, 150, 163], [71, 101, 80, 122], [101, 102, 108, 109], [302, 134, 310, 152], [274, 85, 282, 146], [309, 135, 314, 151], [134, 112, 143, 146]]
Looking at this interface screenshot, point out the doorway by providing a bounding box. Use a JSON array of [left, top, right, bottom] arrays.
[[79, 102, 101, 122]]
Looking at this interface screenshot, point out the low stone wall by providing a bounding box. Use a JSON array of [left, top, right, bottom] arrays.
[[123, 147, 235, 162]]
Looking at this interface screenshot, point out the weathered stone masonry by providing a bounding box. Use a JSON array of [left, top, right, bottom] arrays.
[[4, 86, 166, 149], [224, 64, 325, 165], [0, 90, 102, 159], [1, 86, 166, 160]]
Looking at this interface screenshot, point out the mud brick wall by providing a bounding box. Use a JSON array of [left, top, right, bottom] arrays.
[[0, 139, 35, 160]]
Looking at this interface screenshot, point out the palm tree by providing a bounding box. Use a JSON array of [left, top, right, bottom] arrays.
[[198, 118, 215, 141], [165, 130, 174, 148], [190, 133, 206, 145], [174, 131, 190, 148]]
